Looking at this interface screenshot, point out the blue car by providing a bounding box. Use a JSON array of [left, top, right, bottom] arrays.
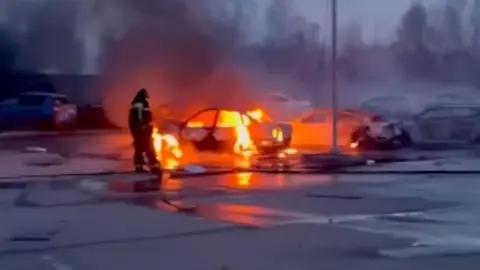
[[0, 92, 78, 130]]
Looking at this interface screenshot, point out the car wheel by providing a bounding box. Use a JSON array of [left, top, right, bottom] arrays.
[[350, 127, 373, 149]]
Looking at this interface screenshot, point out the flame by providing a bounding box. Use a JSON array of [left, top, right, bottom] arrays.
[[217, 110, 258, 159], [149, 108, 296, 170], [152, 127, 183, 169], [246, 109, 263, 121], [237, 172, 252, 187]]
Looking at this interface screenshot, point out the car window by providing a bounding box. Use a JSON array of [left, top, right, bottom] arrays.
[[301, 111, 327, 123], [216, 110, 244, 128], [18, 95, 46, 106], [186, 110, 217, 127], [451, 107, 478, 117], [267, 94, 289, 103], [418, 108, 453, 119]]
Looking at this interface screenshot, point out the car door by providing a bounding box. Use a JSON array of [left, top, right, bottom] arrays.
[[448, 107, 479, 142], [14, 94, 47, 126], [0, 98, 19, 125], [215, 110, 243, 146], [180, 109, 219, 151], [415, 108, 454, 142], [291, 110, 330, 148]]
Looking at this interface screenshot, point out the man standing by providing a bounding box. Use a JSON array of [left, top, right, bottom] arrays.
[[128, 88, 161, 174]]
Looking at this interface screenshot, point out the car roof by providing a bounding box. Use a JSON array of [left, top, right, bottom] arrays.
[[423, 103, 480, 110], [20, 92, 67, 98]]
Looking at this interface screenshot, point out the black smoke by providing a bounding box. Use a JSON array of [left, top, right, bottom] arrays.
[[98, 0, 257, 127]]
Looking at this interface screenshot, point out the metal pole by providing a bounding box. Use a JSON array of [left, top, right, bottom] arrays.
[[330, 0, 339, 153]]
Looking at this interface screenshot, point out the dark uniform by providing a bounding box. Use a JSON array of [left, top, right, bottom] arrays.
[[128, 89, 161, 174]]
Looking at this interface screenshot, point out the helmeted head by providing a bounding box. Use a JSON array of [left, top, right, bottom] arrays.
[[132, 88, 149, 104]]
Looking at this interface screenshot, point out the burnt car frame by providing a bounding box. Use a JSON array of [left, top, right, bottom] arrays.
[[159, 108, 292, 154]]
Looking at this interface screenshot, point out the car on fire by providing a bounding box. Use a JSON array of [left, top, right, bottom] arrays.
[[158, 108, 292, 155], [290, 109, 410, 150]]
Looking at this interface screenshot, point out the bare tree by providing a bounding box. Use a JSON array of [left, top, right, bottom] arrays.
[[442, 0, 465, 50], [341, 22, 364, 53], [396, 3, 436, 79], [471, 0, 480, 50], [397, 3, 428, 48], [265, 0, 292, 46]]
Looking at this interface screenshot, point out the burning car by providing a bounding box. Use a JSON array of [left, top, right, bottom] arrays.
[[290, 109, 410, 150], [151, 108, 293, 168]]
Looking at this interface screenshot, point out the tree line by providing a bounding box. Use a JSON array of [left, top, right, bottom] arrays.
[[1, 0, 480, 101]]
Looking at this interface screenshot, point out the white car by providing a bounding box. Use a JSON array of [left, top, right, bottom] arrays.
[[400, 103, 480, 144], [258, 93, 313, 122]]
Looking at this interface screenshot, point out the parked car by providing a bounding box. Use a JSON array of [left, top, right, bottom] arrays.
[[290, 109, 410, 150], [400, 103, 480, 144], [0, 92, 77, 130], [257, 92, 314, 122]]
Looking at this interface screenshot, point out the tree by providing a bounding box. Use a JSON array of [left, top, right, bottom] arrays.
[[265, 0, 292, 46], [442, 1, 464, 50], [471, 0, 480, 50], [396, 3, 437, 79], [397, 3, 428, 48], [341, 22, 364, 53]]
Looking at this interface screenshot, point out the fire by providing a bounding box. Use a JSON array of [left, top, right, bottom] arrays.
[[152, 127, 183, 169], [217, 110, 259, 158], [246, 109, 263, 121], [149, 108, 296, 170]]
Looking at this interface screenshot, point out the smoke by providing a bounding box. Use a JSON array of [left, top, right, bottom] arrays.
[[8, 0, 82, 73], [98, 0, 258, 128]]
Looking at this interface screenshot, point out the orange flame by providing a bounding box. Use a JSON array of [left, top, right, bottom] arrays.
[[150, 108, 296, 169], [152, 127, 183, 169]]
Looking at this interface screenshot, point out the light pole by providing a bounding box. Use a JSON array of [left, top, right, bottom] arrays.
[[330, 0, 339, 154]]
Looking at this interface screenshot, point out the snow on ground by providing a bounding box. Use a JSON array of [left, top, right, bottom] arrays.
[[336, 163, 480, 258]]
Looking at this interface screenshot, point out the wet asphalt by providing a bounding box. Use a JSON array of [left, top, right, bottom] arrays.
[[0, 171, 479, 269], [1, 133, 480, 269]]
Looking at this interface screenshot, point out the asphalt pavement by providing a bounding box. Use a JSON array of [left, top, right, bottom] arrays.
[[2, 132, 480, 269], [1, 172, 480, 270]]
